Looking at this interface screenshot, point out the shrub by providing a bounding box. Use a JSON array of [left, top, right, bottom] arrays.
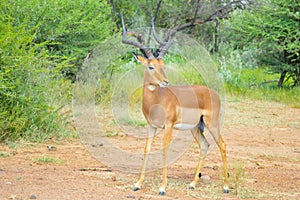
[[0, 11, 72, 142], [2, 0, 114, 81]]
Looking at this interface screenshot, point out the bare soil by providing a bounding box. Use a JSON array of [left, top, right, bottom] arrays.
[[0, 99, 299, 200]]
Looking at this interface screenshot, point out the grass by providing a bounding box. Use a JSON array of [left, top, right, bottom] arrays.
[[32, 156, 64, 164], [230, 160, 246, 196], [0, 151, 11, 158], [119, 118, 147, 127], [6, 141, 18, 149], [211, 160, 259, 199], [224, 68, 300, 107], [0, 149, 17, 158], [104, 130, 119, 137], [227, 85, 300, 107]]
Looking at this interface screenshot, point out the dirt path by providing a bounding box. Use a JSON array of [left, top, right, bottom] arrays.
[[0, 99, 299, 200]]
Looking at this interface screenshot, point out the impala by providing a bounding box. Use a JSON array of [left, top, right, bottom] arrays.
[[121, 16, 229, 195]]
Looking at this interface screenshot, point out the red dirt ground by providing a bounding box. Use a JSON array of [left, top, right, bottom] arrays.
[[0, 99, 299, 200]]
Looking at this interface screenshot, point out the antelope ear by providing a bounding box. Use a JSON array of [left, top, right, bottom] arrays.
[[132, 52, 148, 66]]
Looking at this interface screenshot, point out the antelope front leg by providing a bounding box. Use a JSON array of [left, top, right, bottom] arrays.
[[134, 126, 156, 191], [159, 126, 173, 195]]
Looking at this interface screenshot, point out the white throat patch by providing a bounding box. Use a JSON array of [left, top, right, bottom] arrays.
[[148, 85, 156, 91]]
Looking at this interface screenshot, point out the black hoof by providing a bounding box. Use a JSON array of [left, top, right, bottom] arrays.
[[223, 188, 229, 194], [159, 191, 165, 195], [133, 187, 140, 191], [188, 186, 195, 190]]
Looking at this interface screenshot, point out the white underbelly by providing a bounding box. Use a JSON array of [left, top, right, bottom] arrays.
[[173, 123, 197, 130]]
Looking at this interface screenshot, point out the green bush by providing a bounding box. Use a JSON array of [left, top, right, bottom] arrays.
[[2, 0, 114, 81], [0, 6, 72, 142], [216, 43, 300, 107], [0, 0, 114, 142], [228, 0, 300, 87], [222, 67, 300, 107]]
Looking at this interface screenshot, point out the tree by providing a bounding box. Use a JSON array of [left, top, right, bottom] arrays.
[[229, 0, 300, 87], [2, 0, 114, 81], [0, 0, 114, 141], [109, 0, 253, 51]]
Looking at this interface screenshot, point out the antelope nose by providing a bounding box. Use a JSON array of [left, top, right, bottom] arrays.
[[163, 80, 169, 86]]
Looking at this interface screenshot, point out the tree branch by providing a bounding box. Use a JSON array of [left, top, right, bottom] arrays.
[[169, 0, 246, 36]]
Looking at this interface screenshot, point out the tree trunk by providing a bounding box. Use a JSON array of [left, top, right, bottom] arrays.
[[292, 70, 300, 87], [213, 20, 219, 53], [277, 70, 287, 88]]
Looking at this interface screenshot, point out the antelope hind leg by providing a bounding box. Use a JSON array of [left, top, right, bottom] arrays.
[[189, 127, 209, 189]]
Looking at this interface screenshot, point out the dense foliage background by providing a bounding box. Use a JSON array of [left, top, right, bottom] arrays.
[[0, 0, 113, 142], [0, 0, 299, 142]]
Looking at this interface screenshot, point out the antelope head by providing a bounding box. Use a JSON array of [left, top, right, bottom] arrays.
[[121, 15, 172, 87], [133, 53, 169, 87]]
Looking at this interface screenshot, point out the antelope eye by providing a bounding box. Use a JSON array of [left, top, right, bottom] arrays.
[[148, 66, 155, 70]]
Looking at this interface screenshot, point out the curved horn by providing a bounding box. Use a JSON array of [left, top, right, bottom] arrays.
[[152, 17, 166, 46], [157, 39, 172, 59], [151, 17, 173, 59], [121, 15, 154, 60]]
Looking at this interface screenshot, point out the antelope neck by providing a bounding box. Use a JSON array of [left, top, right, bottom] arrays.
[[144, 82, 160, 92], [143, 70, 160, 92]]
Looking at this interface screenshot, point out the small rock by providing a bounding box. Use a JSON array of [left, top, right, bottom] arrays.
[[29, 194, 37, 199], [9, 195, 17, 200], [111, 175, 117, 181], [47, 145, 57, 151], [91, 143, 103, 147], [201, 175, 211, 181], [212, 165, 219, 171]]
